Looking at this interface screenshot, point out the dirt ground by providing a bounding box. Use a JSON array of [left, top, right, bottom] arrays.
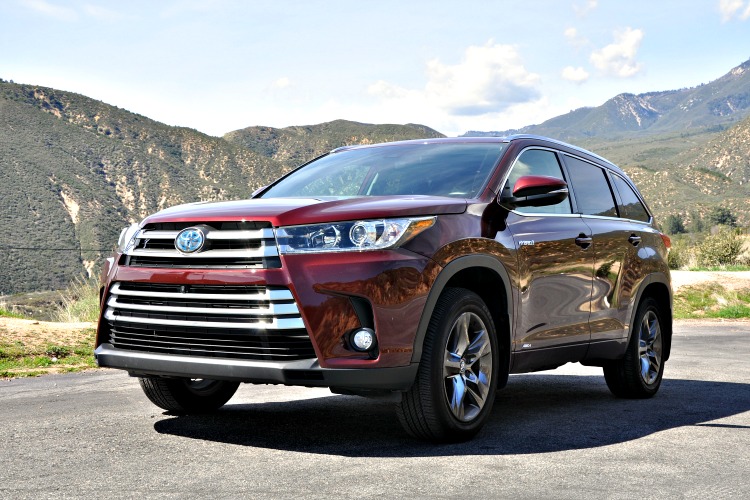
[[670, 270, 750, 291], [0, 317, 95, 351], [2, 271, 749, 349]]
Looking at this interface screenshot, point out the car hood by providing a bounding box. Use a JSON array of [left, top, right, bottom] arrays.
[[143, 196, 467, 227]]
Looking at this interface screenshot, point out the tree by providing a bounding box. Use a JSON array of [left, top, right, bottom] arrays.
[[665, 214, 686, 234], [689, 210, 705, 233], [708, 206, 737, 227]]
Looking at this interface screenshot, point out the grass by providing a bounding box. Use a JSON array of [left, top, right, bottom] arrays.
[[0, 328, 96, 379], [0, 275, 100, 379], [53, 275, 101, 323], [0, 307, 27, 319], [674, 283, 750, 319], [687, 265, 750, 271]]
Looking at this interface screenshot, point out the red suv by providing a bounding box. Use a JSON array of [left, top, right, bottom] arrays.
[[95, 135, 672, 442]]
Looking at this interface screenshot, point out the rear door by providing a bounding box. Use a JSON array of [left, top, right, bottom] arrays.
[[560, 154, 641, 342]]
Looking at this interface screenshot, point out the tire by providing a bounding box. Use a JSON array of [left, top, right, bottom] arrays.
[[397, 288, 500, 442], [603, 297, 665, 398], [138, 377, 240, 414]]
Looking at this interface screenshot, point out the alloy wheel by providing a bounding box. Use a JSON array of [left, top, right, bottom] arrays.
[[442, 312, 493, 422], [638, 310, 662, 385]]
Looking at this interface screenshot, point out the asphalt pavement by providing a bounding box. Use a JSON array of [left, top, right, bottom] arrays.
[[1, 320, 748, 499]]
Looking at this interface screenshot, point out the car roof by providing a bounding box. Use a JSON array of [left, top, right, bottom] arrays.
[[330, 135, 619, 171]]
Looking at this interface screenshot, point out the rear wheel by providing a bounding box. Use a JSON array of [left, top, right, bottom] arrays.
[[604, 297, 665, 398], [397, 288, 500, 442], [138, 377, 239, 413]]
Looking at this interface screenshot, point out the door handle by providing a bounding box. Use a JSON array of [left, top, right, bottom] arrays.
[[628, 234, 641, 246], [575, 234, 592, 250]]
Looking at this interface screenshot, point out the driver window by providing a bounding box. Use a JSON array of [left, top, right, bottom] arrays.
[[504, 149, 572, 214]]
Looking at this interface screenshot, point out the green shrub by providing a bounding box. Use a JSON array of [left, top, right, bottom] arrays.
[[667, 238, 690, 269], [695, 227, 744, 267]]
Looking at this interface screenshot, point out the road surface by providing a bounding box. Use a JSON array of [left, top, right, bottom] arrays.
[[1, 320, 748, 499]]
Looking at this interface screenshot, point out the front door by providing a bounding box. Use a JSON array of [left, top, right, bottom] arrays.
[[502, 148, 594, 353]]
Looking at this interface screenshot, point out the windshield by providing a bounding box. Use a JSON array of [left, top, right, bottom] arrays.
[[260, 142, 506, 199]]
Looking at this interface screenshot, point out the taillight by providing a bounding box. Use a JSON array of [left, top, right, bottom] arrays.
[[660, 232, 671, 250]]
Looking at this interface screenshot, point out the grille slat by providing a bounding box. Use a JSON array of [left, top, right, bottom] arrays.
[[111, 329, 310, 346], [107, 296, 300, 316], [123, 221, 281, 269], [105, 282, 315, 361]]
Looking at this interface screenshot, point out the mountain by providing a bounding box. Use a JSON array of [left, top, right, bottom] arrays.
[[224, 120, 444, 168], [0, 81, 286, 293], [593, 113, 750, 230], [0, 82, 441, 293], [689, 113, 750, 185], [465, 59, 750, 141], [2, 58, 749, 294]]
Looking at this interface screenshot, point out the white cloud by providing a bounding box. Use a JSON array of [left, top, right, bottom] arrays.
[[574, 0, 598, 17], [21, 0, 78, 21], [590, 27, 644, 78], [421, 41, 541, 115], [160, 0, 231, 18], [564, 27, 578, 40], [561, 66, 590, 83], [83, 4, 123, 21], [369, 42, 541, 117], [564, 27, 588, 48], [719, 0, 750, 21], [364, 42, 550, 135], [272, 77, 292, 89]]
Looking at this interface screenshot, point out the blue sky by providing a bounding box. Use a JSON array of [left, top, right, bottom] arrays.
[[1, 0, 749, 137]]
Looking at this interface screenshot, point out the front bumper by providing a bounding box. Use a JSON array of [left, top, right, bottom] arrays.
[[95, 344, 418, 391]]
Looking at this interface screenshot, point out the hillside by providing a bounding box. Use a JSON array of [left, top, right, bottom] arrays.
[[0, 83, 442, 293], [579, 115, 750, 228], [224, 120, 444, 168], [462, 58, 750, 227], [466, 59, 750, 141], [0, 82, 288, 293], [2, 57, 750, 294]]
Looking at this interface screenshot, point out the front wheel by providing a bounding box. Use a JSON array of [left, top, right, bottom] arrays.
[[397, 288, 500, 442], [603, 297, 665, 398], [138, 377, 240, 414]]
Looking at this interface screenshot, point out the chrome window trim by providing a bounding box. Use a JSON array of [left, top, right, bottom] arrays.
[[607, 171, 654, 224], [498, 146, 575, 217]]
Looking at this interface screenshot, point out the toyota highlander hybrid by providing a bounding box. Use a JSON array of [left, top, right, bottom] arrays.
[[95, 135, 672, 442]]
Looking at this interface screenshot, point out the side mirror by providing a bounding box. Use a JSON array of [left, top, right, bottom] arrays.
[[500, 175, 568, 208]]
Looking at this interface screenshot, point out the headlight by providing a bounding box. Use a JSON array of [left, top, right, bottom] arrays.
[[276, 217, 435, 254], [117, 223, 141, 252]]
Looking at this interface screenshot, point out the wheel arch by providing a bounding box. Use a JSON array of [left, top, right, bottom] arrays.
[[412, 255, 513, 386], [630, 273, 673, 362]]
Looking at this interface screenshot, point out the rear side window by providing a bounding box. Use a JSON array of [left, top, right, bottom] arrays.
[[563, 155, 618, 217], [611, 174, 650, 222], [504, 149, 572, 214]]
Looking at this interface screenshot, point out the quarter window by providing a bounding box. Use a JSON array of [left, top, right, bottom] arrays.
[[504, 149, 572, 214], [611, 174, 650, 222], [564, 155, 618, 217]]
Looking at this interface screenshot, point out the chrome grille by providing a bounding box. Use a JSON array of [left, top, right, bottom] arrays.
[[122, 221, 281, 269], [104, 282, 315, 361]]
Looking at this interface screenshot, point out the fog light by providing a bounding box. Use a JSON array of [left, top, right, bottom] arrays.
[[351, 328, 376, 352]]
